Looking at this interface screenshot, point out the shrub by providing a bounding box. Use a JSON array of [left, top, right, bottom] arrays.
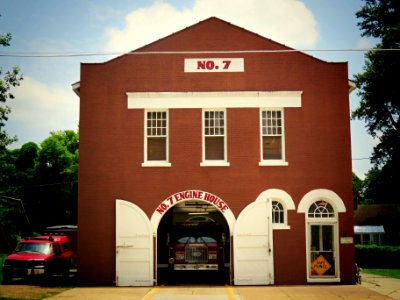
[[355, 245, 400, 268]]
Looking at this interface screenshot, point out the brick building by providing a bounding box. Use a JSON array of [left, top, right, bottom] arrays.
[[73, 17, 356, 286]]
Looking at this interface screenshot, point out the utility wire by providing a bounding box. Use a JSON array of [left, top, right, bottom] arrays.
[[0, 48, 399, 58], [352, 157, 372, 161]]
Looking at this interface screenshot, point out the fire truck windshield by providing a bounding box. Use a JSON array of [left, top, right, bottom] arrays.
[[177, 236, 217, 243]]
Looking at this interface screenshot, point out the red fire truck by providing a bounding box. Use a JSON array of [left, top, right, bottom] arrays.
[[168, 222, 225, 271]]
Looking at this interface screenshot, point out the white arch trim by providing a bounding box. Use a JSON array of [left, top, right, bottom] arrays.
[[255, 188, 295, 210], [150, 190, 236, 235], [297, 189, 346, 213]]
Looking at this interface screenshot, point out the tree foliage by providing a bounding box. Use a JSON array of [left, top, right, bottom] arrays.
[[0, 130, 78, 250], [0, 18, 23, 150], [353, 0, 400, 205], [352, 172, 364, 206]]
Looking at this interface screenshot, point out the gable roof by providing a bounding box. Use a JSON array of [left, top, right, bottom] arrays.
[[72, 17, 353, 96], [133, 17, 295, 53]]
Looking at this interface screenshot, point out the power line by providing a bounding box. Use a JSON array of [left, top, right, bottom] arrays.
[[352, 157, 372, 161], [0, 48, 399, 58]]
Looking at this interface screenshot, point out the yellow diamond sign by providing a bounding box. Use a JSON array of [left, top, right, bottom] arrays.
[[311, 255, 331, 275]]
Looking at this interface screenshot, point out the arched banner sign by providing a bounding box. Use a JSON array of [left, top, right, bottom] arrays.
[[150, 190, 235, 234], [155, 190, 230, 215]]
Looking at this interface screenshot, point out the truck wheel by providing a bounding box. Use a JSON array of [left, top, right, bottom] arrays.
[[2, 272, 12, 285], [62, 267, 70, 279]]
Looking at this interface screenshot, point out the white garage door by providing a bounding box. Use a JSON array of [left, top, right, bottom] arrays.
[[233, 198, 274, 285], [116, 199, 154, 286]]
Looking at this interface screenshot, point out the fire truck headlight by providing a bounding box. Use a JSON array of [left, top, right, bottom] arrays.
[[176, 253, 184, 260], [208, 253, 217, 260]]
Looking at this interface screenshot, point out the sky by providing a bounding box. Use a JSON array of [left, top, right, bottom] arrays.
[[1, 0, 377, 178]]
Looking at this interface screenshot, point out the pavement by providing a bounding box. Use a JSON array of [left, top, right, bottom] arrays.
[[46, 273, 400, 300]]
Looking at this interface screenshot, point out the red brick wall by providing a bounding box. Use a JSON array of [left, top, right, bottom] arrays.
[[77, 18, 354, 285]]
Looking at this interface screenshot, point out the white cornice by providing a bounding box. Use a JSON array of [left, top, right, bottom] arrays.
[[127, 91, 302, 109]]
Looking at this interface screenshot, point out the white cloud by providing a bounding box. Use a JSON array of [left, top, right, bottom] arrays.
[[7, 76, 79, 147], [356, 38, 375, 49], [105, 0, 319, 53]]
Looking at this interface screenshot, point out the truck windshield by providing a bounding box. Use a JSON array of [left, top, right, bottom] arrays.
[[15, 242, 52, 254], [177, 236, 217, 243]]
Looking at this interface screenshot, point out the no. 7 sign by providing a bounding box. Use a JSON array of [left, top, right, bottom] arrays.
[[184, 58, 244, 72]]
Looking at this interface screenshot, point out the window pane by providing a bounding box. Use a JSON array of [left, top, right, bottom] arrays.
[[311, 225, 320, 251], [322, 225, 333, 251], [204, 110, 225, 160], [310, 225, 336, 276], [272, 201, 284, 224], [308, 201, 335, 218], [147, 137, 166, 161], [205, 136, 224, 160], [263, 136, 282, 159]]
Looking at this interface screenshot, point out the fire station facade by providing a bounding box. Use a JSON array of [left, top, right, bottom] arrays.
[[74, 17, 356, 286]]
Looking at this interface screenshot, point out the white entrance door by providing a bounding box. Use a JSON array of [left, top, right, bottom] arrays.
[[233, 198, 274, 285], [116, 199, 154, 286]]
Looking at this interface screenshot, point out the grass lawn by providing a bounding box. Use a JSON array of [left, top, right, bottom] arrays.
[[362, 268, 400, 279]]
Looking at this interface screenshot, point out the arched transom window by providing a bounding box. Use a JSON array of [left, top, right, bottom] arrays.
[[308, 200, 335, 218]]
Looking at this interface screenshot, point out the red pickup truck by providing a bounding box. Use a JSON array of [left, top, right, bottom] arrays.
[[2, 235, 73, 283]]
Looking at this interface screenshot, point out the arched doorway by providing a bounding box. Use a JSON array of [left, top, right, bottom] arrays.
[[298, 189, 346, 283], [151, 190, 234, 285]]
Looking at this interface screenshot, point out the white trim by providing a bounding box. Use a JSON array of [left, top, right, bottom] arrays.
[[255, 189, 295, 230], [307, 277, 341, 283], [273, 224, 291, 230], [72, 82, 80, 96], [127, 91, 302, 109], [200, 161, 230, 167], [305, 221, 340, 282], [255, 189, 295, 210], [298, 189, 344, 283], [258, 161, 289, 166], [298, 189, 346, 213], [141, 162, 171, 167]]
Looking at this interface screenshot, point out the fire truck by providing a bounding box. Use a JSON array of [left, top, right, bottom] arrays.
[[168, 222, 225, 271]]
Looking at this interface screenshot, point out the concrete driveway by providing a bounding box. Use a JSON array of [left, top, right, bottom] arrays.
[[46, 273, 399, 299]]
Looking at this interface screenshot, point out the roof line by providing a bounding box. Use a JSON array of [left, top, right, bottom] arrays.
[[2, 48, 397, 58]]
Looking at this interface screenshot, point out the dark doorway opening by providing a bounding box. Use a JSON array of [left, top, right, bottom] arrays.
[[156, 200, 230, 285]]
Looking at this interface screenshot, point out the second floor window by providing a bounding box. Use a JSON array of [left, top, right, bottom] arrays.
[[145, 110, 168, 162], [261, 109, 284, 161], [203, 109, 227, 162]]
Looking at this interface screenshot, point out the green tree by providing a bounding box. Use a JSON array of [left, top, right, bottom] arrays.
[[353, 0, 400, 205], [34, 130, 79, 227], [0, 147, 33, 250], [362, 167, 385, 204], [352, 172, 364, 207], [0, 17, 23, 150], [0, 131, 78, 248]]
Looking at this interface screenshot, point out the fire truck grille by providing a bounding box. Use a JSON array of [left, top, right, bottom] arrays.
[[185, 246, 208, 263]]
